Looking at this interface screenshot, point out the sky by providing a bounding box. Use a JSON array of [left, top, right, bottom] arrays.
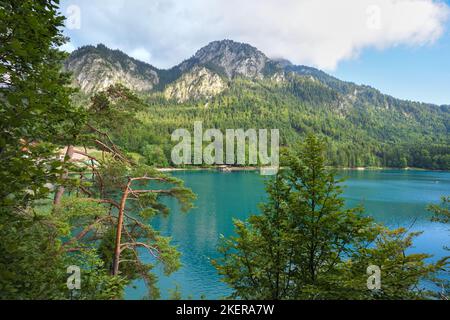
[[60, 0, 450, 105]]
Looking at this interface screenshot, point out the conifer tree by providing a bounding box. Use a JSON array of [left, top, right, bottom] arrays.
[[214, 135, 439, 299]]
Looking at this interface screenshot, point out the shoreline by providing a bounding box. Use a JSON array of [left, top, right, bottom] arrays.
[[156, 166, 448, 173], [157, 166, 260, 173]]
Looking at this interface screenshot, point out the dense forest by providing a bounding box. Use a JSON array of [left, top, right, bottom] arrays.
[[0, 0, 195, 299], [213, 136, 449, 299], [73, 75, 449, 170], [65, 41, 449, 171], [1, 0, 449, 301]]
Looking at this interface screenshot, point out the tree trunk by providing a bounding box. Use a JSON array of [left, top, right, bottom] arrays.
[[53, 145, 74, 205], [112, 178, 132, 276]]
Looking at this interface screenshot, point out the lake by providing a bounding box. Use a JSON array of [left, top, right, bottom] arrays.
[[125, 169, 450, 299]]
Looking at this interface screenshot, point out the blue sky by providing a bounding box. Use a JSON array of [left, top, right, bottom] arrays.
[[61, 0, 450, 105], [331, 9, 450, 105]]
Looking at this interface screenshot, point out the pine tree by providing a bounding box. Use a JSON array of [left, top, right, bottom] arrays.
[[213, 135, 439, 299], [428, 196, 450, 299]]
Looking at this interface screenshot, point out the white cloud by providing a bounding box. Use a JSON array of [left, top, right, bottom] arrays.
[[130, 48, 152, 63], [59, 42, 76, 53], [61, 0, 449, 70]]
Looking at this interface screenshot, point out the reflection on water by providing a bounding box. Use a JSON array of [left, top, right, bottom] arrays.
[[125, 170, 450, 299]]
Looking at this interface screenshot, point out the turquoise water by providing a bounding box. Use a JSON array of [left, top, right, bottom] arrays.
[[125, 169, 450, 299]]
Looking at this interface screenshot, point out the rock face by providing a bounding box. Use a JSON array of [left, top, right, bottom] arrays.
[[177, 40, 270, 79], [65, 41, 279, 99], [65, 40, 444, 111], [65, 44, 159, 94], [164, 66, 226, 102]]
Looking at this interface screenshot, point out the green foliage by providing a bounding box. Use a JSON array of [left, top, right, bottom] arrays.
[[75, 73, 449, 170], [1, 0, 447, 301], [168, 285, 183, 300], [0, 1, 196, 300], [428, 196, 450, 224], [50, 156, 196, 300], [337, 228, 439, 300], [142, 144, 169, 167], [66, 249, 128, 300], [0, 0, 86, 208], [0, 0, 96, 299], [213, 135, 439, 299], [428, 196, 450, 299], [0, 200, 127, 299]]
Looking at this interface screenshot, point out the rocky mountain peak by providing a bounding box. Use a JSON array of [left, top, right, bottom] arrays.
[[64, 41, 392, 107], [65, 44, 160, 94], [164, 66, 227, 103], [178, 40, 270, 79]]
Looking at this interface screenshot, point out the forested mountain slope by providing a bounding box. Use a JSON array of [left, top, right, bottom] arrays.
[[65, 40, 450, 169]]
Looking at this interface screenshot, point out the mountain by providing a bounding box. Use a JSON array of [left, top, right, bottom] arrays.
[[65, 40, 449, 170], [163, 66, 227, 103], [65, 40, 439, 111], [64, 44, 160, 94], [176, 40, 275, 79]]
